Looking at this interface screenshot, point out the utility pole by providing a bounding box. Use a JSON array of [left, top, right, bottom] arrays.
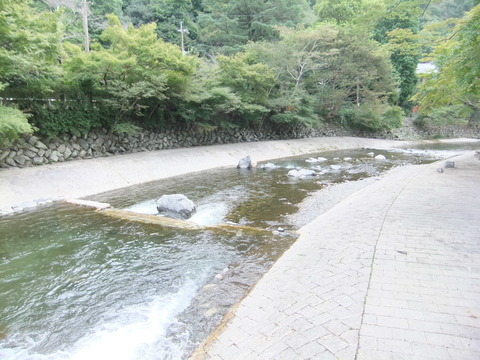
[[178, 21, 189, 55], [81, 0, 90, 53]]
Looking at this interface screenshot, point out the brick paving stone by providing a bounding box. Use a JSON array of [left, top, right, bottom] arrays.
[[190, 153, 480, 360], [410, 342, 451, 359], [293, 340, 327, 359], [447, 348, 480, 360], [357, 348, 393, 360]]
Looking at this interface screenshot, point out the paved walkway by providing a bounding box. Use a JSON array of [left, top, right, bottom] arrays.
[[190, 152, 480, 360]]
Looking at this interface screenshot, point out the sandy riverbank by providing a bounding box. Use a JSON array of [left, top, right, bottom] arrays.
[[1, 136, 477, 215]]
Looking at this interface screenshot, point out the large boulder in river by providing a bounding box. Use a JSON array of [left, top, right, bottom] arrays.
[[237, 155, 255, 169], [287, 169, 317, 178], [156, 194, 196, 219]]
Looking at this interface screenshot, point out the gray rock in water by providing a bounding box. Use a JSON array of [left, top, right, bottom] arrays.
[[298, 169, 316, 177], [287, 169, 316, 178], [156, 194, 196, 219], [237, 155, 254, 169], [260, 162, 277, 169]]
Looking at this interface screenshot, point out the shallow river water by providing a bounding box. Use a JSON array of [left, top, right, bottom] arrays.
[[0, 142, 478, 359]]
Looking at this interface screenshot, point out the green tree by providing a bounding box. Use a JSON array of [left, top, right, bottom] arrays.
[[123, 0, 199, 50], [384, 27, 421, 107], [315, 0, 364, 25], [248, 26, 400, 131], [319, 29, 400, 130], [90, 0, 124, 40], [181, 53, 275, 128], [413, 5, 480, 125], [63, 15, 197, 130], [423, 0, 477, 23], [38, 0, 95, 52], [0, 0, 62, 97], [372, 1, 423, 109], [419, 0, 477, 61], [0, 105, 33, 144], [0, 0, 62, 140], [247, 27, 337, 125], [198, 0, 313, 54]]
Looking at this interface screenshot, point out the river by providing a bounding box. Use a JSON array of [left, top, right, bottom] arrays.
[[0, 142, 478, 359]]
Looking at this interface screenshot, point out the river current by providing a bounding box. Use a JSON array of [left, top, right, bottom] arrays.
[[1, 142, 478, 359]]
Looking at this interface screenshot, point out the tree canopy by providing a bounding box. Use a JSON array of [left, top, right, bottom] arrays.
[[414, 4, 480, 125], [0, 0, 477, 142]]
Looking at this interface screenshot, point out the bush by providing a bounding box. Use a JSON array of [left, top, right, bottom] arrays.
[[113, 122, 141, 134], [339, 104, 404, 132], [29, 102, 113, 138], [0, 105, 33, 145], [415, 105, 471, 127]]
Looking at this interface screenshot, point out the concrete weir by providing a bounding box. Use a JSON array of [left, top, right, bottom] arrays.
[[64, 198, 272, 234], [101, 209, 274, 234], [63, 199, 111, 210], [100, 208, 205, 230]]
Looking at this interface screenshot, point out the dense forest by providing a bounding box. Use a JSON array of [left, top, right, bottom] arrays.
[[0, 0, 478, 143]]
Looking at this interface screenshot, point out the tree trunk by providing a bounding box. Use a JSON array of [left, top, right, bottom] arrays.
[[82, 0, 90, 53]]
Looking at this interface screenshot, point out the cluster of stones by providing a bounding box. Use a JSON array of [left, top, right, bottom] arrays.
[[0, 122, 347, 169]]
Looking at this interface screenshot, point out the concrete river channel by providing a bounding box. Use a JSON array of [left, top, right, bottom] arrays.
[[0, 142, 478, 359]]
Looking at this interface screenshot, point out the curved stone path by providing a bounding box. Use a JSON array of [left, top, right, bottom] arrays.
[[190, 152, 480, 360]]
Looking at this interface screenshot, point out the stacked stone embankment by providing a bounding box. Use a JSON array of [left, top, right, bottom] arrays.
[[1, 123, 349, 169], [1, 121, 478, 169]]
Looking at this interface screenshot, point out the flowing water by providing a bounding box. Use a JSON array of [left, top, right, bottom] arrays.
[[1, 142, 478, 359]]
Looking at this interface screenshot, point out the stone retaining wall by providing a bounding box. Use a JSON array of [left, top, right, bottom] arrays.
[[390, 117, 480, 140], [0, 123, 352, 169], [1, 121, 477, 169], [413, 124, 479, 139]]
